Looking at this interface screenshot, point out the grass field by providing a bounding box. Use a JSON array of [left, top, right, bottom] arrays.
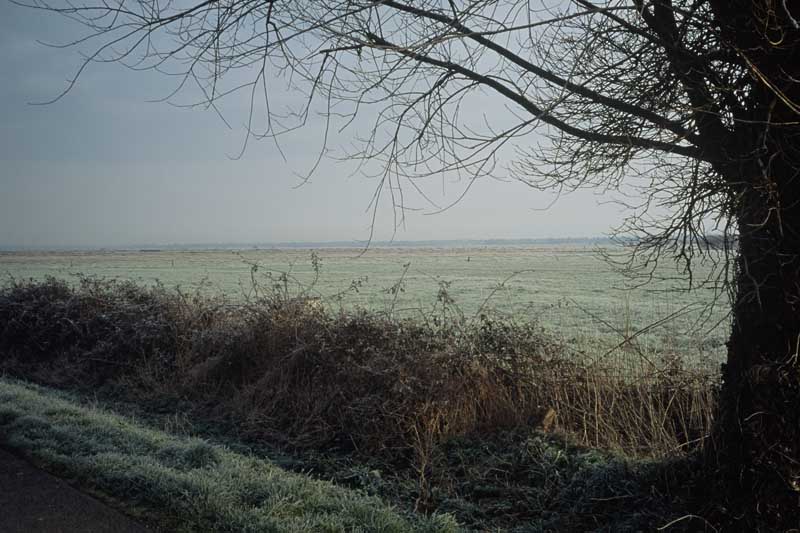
[[0, 245, 730, 365]]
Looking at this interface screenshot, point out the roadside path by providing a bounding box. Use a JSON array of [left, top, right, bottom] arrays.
[[0, 448, 153, 533]]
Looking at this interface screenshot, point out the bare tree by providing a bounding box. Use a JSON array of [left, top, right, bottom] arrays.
[[17, 0, 800, 527]]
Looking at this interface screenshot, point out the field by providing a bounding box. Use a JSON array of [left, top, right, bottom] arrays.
[[0, 244, 729, 365]]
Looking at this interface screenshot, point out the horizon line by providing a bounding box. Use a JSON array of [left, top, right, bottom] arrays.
[[0, 236, 613, 252]]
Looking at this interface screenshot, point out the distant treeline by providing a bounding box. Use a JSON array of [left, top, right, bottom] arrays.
[[614, 234, 733, 251]]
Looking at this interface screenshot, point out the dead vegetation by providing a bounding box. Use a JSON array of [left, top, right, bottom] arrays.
[[0, 275, 718, 528]]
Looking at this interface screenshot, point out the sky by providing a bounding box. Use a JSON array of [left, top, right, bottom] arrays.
[[0, 2, 627, 248]]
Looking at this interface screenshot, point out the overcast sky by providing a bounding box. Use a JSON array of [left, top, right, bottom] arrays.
[[0, 2, 627, 248]]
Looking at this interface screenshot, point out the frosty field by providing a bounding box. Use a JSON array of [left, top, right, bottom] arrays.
[[0, 245, 729, 366]]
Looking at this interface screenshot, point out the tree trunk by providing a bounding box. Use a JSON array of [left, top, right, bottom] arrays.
[[712, 164, 800, 529], [702, 3, 800, 527]]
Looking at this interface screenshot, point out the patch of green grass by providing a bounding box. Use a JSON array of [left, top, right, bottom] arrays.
[[0, 378, 458, 533]]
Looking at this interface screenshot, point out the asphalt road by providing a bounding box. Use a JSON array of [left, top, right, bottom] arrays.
[[0, 448, 153, 533]]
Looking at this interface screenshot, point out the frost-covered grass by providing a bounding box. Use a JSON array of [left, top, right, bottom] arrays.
[[0, 245, 729, 362], [0, 378, 457, 533]]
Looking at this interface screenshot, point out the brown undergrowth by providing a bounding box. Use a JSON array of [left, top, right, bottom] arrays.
[[0, 276, 717, 524]]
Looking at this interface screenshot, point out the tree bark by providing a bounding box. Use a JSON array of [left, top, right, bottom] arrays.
[[712, 162, 800, 529], [700, 3, 800, 526]]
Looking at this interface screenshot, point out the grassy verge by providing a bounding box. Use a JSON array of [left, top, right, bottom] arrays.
[[0, 378, 457, 532]]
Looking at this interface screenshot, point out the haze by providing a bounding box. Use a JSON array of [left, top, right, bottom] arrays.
[[0, 2, 626, 249]]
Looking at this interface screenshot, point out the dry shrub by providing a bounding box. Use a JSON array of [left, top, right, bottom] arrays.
[[186, 305, 554, 461], [0, 277, 183, 380], [529, 357, 716, 456], [0, 277, 717, 472]]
